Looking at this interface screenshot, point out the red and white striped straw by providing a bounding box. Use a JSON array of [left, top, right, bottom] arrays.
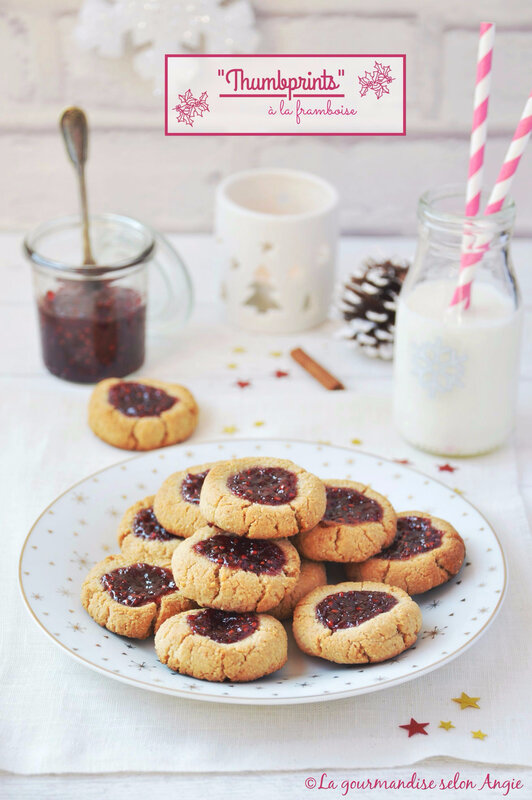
[[451, 88, 532, 308], [450, 22, 494, 309]]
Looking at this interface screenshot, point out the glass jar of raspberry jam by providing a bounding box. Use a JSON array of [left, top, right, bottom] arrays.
[[24, 214, 193, 383]]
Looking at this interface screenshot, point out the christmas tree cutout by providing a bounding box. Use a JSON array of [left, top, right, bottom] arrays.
[[244, 281, 280, 314]]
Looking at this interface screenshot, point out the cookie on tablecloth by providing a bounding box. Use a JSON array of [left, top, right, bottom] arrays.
[[81, 553, 194, 639], [172, 526, 300, 612], [293, 581, 422, 664], [88, 378, 198, 450], [154, 462, 218, 537], [199, 457, 326, 538], [345, 511, 465, 595], [155, 608, 287, 682], [118, 495, 183, 562], [268, 559, 327, 621], [294, 480, 396, 563]]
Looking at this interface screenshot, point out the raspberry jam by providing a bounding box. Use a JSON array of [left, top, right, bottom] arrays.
[[316, 590, 398, 631], [181, 470, 210, 504], [108, 381, 177, 417], [100, 563, 176, 607], [194, 534, 286, 575], [322, 486, 383, 525], [380, 515, 443, 560], [227, 466, 298, 505], [38, 283, 145, 383], [188, 608, 259, 644], [132, 507, 177, 542]]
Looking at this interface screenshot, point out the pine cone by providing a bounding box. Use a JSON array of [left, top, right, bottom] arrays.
[[338, 258, 409, 360]]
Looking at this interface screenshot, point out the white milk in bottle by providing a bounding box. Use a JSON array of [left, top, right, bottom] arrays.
[[393, 186, 522, 456]]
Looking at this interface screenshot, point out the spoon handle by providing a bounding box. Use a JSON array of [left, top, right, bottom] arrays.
[[59, 107, 95, 266], [78, 166, 93, 266]]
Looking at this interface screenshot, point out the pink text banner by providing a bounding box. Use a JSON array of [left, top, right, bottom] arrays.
[[165, 54, 406, 136]]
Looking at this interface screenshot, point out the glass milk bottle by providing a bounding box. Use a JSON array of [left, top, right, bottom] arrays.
[[393, 185, 522, 456]]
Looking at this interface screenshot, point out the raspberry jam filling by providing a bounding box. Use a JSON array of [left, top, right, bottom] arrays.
[[316, 590, 397, 631], [181, 470, 210, 504], [322, 486, 383, 525], [380, 515, 443, 560], [108, 381, 177, 417], [194, 534, 286, 575], [132, 507, 177, 542], [188, 608, 259, 644], [100, 563, 176, 607], [227, 466, 298, 505], [38, 284, 145, 384]]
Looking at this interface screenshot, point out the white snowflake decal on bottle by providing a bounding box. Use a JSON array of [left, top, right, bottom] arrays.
[[411, 337, 467, 397]]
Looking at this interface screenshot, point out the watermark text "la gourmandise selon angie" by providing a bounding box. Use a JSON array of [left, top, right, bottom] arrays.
[[304, 771, 524, 797]]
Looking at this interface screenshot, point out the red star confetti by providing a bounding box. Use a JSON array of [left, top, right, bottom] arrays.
[[236, 380, 251, 389], [275, 370, 289, 378], [438, 463, 457, 473], [394, 459, 411, 465], [399, 718, 429, 738]]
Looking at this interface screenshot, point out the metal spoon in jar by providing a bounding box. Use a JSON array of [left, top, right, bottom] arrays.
[[59, 107, 95, 266]]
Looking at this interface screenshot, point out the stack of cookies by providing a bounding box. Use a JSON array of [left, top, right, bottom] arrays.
[[81, 456, 465, 683]]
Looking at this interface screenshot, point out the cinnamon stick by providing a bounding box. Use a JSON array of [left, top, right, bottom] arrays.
[[290, 348, 344, 391]]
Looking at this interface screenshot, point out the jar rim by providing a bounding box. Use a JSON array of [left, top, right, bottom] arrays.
[[418, 184, 516, 230], [23, 213, 155, 276]]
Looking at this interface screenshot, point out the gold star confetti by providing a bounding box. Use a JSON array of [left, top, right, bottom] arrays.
[[227, 363, 237, 370], [223, 425, 238, 435], [351, 438, 362, 445], [254, 421, 265, 427], [452, 692, 480, 710], [233, 346, 246, 354], [73, 493, 87, 504], [471, 730, 487, 740], [439, 721, 455, 731], [261, 242, 273, 253], [269, 351, 282, 357], [453, 488, 464, 495], [230, 258, 240, 270]]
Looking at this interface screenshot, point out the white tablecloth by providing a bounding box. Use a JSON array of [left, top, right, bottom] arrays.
[[1, 234, 531, 793]]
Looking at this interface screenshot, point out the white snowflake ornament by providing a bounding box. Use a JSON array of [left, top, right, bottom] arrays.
[[75, 0, 259, 95]]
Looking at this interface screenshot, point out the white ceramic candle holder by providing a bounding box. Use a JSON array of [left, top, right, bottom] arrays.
[[215, 168, 339, 333]]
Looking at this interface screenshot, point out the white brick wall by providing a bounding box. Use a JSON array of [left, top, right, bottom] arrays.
[[2, 0, 532, 234]]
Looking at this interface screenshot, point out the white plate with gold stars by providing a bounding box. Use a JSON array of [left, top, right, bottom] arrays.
[[19, 440, 506, 705]]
